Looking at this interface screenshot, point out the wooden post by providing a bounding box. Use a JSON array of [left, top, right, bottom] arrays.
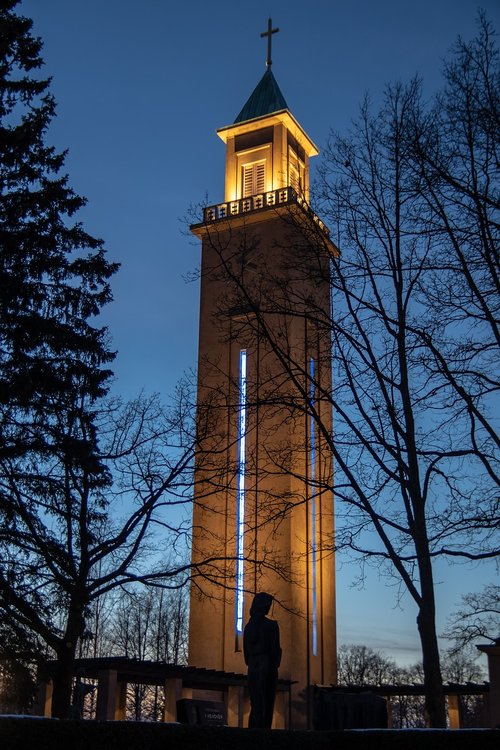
[[273, 689, 288, 729], [115, 680, 127, 720], [242, 688, 250, 728], [447, 693, 461, 728], [478, 640, 500, 728], [163, 677, 183, 722], [226, 685, 243, 727], [96, 669, 118, 721], [385, 696, 393, 728], [33, 680, 53, 717]]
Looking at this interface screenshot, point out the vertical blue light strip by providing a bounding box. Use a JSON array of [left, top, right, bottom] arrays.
[[310, 356, 318, 656], [236, 350, 247, 633]]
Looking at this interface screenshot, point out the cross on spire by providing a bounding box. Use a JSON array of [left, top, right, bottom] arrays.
[[260, 18, 279, 68]]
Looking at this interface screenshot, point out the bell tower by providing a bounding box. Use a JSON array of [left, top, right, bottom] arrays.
[[188, 25, 337, 729]]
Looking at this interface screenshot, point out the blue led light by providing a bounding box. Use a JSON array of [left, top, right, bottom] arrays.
[[236, 350, 247, 633], [310, 356, 318, 656]]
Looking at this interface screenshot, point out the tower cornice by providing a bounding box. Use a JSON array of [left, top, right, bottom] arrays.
[[217, 109, 319, 159]]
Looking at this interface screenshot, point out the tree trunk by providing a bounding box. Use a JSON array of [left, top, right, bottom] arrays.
[[51, 641, 77, 718], [51, 602, 85, 718], [417, 589, 447, 727]]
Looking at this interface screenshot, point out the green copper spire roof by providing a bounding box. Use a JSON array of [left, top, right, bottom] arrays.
[[234, 68, 288, 124]]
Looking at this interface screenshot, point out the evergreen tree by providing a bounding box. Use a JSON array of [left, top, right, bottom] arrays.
[[0, 0, 116, 457], [0, 0, 117, 716]]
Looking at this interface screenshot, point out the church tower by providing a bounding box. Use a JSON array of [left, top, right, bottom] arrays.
[[188, 25, 337, 729]]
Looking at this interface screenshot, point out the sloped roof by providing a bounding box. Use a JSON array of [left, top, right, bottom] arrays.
[[234, 68, 288, 124]]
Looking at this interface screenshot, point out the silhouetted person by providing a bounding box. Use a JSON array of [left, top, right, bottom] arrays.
[[243, 592, 281, 728]]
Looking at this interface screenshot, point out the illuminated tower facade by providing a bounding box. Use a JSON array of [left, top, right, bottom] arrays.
[[188, 52, 337, 729]]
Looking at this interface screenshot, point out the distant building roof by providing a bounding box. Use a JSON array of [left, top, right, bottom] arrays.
[[234, 68, 288, 124]]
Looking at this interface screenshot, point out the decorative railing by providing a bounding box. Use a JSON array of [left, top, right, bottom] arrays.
[[202, 187, 330, 237]]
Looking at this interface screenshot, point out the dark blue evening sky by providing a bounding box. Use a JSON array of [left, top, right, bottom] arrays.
[[19, 0, 499, 665]]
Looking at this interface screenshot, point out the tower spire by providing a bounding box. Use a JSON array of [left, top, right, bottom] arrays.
[[260, 18, 279, 68]]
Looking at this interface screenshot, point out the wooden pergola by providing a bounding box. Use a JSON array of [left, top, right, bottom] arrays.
[[35, 656, 293, 728], [319, 682, 491, 728]]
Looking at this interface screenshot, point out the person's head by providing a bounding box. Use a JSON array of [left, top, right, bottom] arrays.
[[250, 591, 273, 617]]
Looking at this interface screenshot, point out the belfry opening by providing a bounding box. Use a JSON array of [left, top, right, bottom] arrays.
[[188, 23, 337, 729]]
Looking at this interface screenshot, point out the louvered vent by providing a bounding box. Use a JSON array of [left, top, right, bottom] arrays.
[[289, 161, 300, 192], [242, 161, 266, 198]]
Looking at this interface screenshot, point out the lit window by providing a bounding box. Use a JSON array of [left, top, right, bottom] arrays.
[[235, 349, 247, 633]]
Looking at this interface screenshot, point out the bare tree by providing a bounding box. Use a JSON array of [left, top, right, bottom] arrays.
[[0, 389, 197, 718], [441, 647, 485, 683], [441, 648, 487, 728], [111, 589, 157, 721], [315, 19, 497, 726], [444, 584, 500, 653], [336, 645, 426, 727], [337, 644, 399, 685], [407, 11, 499, 501], [105, 586, 189, 720]]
